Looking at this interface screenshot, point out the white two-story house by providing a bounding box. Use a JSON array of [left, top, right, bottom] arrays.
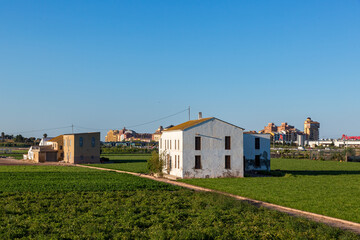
[[159, 116, 245, 178]]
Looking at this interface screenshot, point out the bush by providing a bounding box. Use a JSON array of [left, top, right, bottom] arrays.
[[147, 151, 164, 176]]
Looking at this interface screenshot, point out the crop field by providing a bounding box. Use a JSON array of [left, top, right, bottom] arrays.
[[88, 153, 150, 173], [0, 165, 175, 192], [1, 165, 358, 239], [182, 158, 360, 223]]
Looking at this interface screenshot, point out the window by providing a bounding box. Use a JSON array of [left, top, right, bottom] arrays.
[[170, 140, 172, 149], [178, 155, 180, 169], [175, 155, 177, 168], [91, 137, 95, 147], [225, 155, 231, 169], [178, 140, 180, 150], [225, 136, 231, 150], [80, 155, 84, 160], [255, 137, 260, 149], [195, 155, 201, 169], [175, 140, 177, 150], [79, 137, 83, 147], [195, 137, 201, 150], [160, 139, 162, 149], [255, 155, 261, 167], [60, 146, 63, 150]]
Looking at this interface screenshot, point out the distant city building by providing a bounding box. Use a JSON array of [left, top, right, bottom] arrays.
[[304, 117, 320, 141], [152, 126, 164, 142], [105, 130, 119, 142], [259, 122, 300, 143], [105, 128, 153, 142]]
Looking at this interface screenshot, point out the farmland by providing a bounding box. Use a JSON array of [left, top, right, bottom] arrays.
[[89, 153, 150, 173], [0, 165, 358, 239], [0, 148, 27, 160], [182, 158, 360, 223]]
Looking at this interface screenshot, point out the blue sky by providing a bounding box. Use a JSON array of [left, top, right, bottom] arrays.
[[1, 0, 359, 139]]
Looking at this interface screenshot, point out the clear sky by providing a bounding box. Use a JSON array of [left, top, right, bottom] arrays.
[[1, 0, 359, 140]]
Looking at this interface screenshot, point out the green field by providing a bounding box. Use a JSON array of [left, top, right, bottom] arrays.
[[0, 165, 175, 192], [0, 149, 28, 160], [182, 158, 360, 223], [0, 165, 358, 239], [88, 154, 150, 173]]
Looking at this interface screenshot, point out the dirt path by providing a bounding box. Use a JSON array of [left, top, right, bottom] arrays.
[[0, 158, 37, 165], [0, 158, 74, 166], [75, 164, 360, 235]]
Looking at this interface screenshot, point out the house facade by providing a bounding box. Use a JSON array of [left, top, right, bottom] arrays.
[[243, 133, 270, 171], [159, 117, 245, 179], [63, 132, 100, 164]]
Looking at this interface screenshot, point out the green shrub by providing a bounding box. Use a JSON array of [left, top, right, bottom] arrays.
[[147, 151, 164, 176]]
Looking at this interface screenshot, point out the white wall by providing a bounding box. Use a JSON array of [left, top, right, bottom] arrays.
[[334, 140, 360, 147], [159, 131, 184, 178], [182, 118, 244, 178], [243, 134, 270, 171]]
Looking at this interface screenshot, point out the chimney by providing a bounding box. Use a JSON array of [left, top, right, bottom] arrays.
[[198, 112, 202, 119]]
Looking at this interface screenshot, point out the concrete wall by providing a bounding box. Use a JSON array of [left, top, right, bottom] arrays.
[[243, 133, 270, 171]]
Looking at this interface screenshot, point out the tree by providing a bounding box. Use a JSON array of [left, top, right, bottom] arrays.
[[43, 133, 48, 138], [1, 132, 4, 142], [14, 134, 24, 143], [343, 147, 355, 162], [147, 150, 165, 176]]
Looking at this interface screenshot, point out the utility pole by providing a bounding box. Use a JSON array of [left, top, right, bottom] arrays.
[[72, 124, 74, 133], [188, 106, 190, 121]]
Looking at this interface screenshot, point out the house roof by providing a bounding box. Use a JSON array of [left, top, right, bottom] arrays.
[[63, 132, 100, 136], [49, 135, 63, 142], [164, 117, 244, 131]]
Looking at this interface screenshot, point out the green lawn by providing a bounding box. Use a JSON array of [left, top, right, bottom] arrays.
[[87, 153, 150, 173], [0, 165, 358, 239], [181, 158, 360, 223]]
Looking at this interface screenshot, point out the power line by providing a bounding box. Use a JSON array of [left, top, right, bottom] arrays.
[[5, 108, 188, 136], [11, 126, 72, 135], [74, 108, 189, 131], [125, 108, 188, 128]]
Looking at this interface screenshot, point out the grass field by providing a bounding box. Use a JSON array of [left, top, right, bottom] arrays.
[[88, 153, 150, 173], [1, 165, 358, 239], [0, 148, 28, 160], [0, 149, 28, 160], [182, 158, 360, 223]]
